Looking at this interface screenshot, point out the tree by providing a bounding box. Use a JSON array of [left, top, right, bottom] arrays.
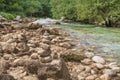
[[38, 0, 51, 17], [20, 0, 42, 17], [75, 0, 95, 22], [94, 0, 120, 27], [50, 0, 76, 20]]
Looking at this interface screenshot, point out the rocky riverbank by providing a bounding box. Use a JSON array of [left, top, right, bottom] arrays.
[[0, 17, 120, 80]]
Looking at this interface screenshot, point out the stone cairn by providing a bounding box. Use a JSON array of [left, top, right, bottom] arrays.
[[37, 29, 71, 80], [0, 25, 71, 80]]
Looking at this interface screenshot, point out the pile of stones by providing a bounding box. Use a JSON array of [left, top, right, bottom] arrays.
[[0, 20, 120, 80], [0, 24, 72, 80]]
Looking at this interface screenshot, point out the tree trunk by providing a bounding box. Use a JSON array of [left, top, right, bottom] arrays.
[[105, 18, 112, 27]]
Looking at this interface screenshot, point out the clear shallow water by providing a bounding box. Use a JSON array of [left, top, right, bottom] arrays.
[[59, 22, 120, 63]]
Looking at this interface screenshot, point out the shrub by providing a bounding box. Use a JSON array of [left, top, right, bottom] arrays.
[[0, 12, 15, 20]]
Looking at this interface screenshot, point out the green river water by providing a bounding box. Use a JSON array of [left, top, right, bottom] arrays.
[[57, 22, 120, 64]]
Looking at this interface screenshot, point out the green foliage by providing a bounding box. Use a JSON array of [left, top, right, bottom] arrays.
[[20, 0, 43, 17], [0, 0, 50, 17], [75, 0, 93, 20], [0, 0, 120, 27], [38, 0, 51, 17], [50, 0, 76, 19], [0, 12, 15, 20], [51, 0, 120, 27]]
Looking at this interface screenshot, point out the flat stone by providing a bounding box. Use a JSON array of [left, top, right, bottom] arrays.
[[100, 74, 111, 80], [81, 59, 92, 65], [109, 62, 117, 66], [3, 54, 11, 60], [86, 75, 96, 80], [47, 78, 55, 80], [91, 70, 96, 74], [79, 72, 89, 77], [85, 52, 94, 58], [39, 43, 50, 50], [37, 48, 50, 57], [95, 63, 104, 69], [77, 75, 85, 80], [92, 56, 105, 64], [108, 62, 118, 68], [27, 43, 36, 48], [111, 67, 120, 73], [59, 42, 71, 49], [30, 53, 39, 59], [85, 66, 91, 73], [103, 69, 117, 76], [42, 38, 50, 44], [11, 58, 28, 67], [23, 75, 39, 80], [74, 65, 85, 73], [41, 56, 52, 63], [95, 78, 101, 80], [42, 35, 50, 39]]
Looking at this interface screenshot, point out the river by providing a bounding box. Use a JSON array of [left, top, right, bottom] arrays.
[[57, 22, 120, 64]]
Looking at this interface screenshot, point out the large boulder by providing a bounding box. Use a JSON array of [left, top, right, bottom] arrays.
[[38, 59, 71, 80], [61, 49, 86, 61]]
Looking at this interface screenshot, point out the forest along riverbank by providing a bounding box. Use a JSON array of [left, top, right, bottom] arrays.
[[0, 17, 120, 80], [56, 22, 120, 64]]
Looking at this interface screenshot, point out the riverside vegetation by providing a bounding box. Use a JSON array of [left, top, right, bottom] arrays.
[[0, 0, 120, 27]]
